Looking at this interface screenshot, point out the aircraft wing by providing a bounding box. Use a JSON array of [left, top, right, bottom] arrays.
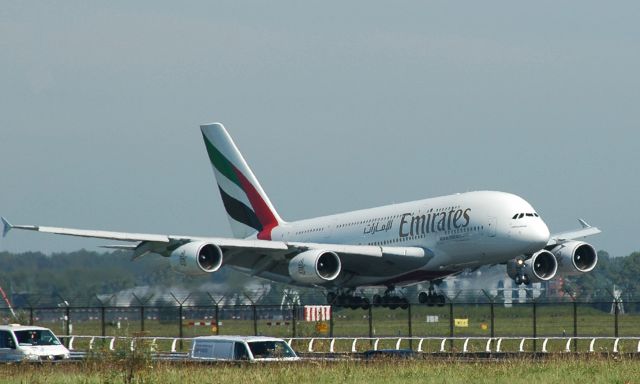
[[1, 217, 429, 279], [547, 219, 601, 246]]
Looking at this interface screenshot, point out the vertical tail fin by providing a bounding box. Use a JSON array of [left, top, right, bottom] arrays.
[[200, 123, 284, 240]]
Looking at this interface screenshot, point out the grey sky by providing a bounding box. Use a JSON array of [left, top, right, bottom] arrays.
[[1, 1, 638, 257]]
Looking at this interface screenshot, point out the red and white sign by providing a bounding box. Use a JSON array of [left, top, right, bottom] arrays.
[[304, 305, 331, 321], [187, 321, 214, 326]]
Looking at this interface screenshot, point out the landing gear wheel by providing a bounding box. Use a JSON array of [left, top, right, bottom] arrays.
[[418, 281, 446, 306], [400, 298, 410, 310], [333, 292, 371, 310], [388, 296, 399, 310]]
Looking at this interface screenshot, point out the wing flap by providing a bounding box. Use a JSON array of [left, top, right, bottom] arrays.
[[288, 242, 426, 258]]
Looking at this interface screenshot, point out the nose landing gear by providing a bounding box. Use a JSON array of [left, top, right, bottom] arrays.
[[513, 274, 530, 285]]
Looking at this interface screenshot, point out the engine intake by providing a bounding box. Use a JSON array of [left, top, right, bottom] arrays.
[[169, 242, 223, 276], [507, 250, 557, 284], [550, 241, 597, 275], [288, 250, 341, 284]]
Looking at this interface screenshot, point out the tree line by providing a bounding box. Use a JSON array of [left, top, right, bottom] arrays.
[[0, 249, 639, 306]]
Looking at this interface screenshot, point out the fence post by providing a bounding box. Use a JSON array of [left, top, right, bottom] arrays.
[[292, 304, 297, 338], [573, 300, 578, 352], [449, 302, 454, 351], [132, 293, 153, 334], [215, 304, 220, 335], [94, 294, 112, 338], [614, 299, 619, 337], [252, 305, 257, 336], [407, 303, 413, 350], [490, 301, 495, 338], [140, 306, 145, 333], [29, 306, 34, 326], [368, 304, 373, 343], [446, 291, 462, 351], [170, 292, 191, 351], [178, 304, 183, 340], [481, 290, 496, 338], [66, 305, 71, 337], [207, 293, 224, 336], [329, 305, 334, 337], [100, 306, 106, 337], [532, 301, 537, 353]]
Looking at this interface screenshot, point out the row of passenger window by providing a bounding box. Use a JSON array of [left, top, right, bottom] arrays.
[[337, 205, 464, 230], [295, 228, 323, 235], [366, 225, 484, 246], [336, 215, 402, 229]]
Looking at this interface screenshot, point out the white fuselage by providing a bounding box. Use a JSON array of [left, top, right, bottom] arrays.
[[265, 191, 549, 287]]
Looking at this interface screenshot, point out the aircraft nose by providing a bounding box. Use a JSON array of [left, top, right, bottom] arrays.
[[511, 220, 550, 252], [525, 221, 550, 248]]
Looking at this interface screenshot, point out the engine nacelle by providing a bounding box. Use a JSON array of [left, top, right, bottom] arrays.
[[288, 250, 341, 284], [550, 241, 598, 275], [507, 250, 558, 284], [169, 242, 223, 276]]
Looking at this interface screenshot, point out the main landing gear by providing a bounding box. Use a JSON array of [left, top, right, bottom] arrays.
[[417, 283, 446, 307], [327, 284, 446, 310], [326, 290, 371, 310], [326, 288, 410, 310], [372, 287, 409, 310]]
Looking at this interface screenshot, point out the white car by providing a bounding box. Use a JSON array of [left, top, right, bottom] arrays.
[[0, 324, 70, 362], [190, 336, 299, 362]]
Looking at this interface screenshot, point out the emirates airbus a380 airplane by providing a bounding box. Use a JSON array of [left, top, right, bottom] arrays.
[[2, 123, 601, 309]]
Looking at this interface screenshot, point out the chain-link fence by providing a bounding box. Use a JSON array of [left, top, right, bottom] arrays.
[[1, 290, 635, 342]]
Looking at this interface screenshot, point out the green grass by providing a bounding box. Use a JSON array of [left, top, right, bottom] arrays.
[[1, 356, 639, 384]]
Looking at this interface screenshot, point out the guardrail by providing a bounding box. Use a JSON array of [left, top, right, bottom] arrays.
[[58, 335, 640, 355]]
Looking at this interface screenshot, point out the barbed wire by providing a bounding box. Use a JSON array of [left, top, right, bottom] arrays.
[[0, 286, 634, 308]]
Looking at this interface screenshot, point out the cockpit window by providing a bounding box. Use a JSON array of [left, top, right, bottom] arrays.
[[513, 212, 540, 220]]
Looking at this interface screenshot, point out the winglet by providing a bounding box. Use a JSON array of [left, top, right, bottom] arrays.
[[2, 217, 13, 238], [578, 219, 591, 229]]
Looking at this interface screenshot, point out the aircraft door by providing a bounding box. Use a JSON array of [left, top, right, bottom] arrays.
[[322, 220, 335, 242], [487, 217, 497, 237]]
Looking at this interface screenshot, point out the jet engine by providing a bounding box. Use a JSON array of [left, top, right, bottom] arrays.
[[169, 242, 223, 276], [507, 250, 558, 284], [550, 241, 598, 275], [288, 250, 341, 284]]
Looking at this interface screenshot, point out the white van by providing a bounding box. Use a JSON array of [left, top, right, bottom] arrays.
[[190, 336, 299, 362], [0, 324, 70, 362]]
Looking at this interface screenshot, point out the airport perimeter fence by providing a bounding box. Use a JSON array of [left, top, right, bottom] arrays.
[[1, 295, 638, 346]]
